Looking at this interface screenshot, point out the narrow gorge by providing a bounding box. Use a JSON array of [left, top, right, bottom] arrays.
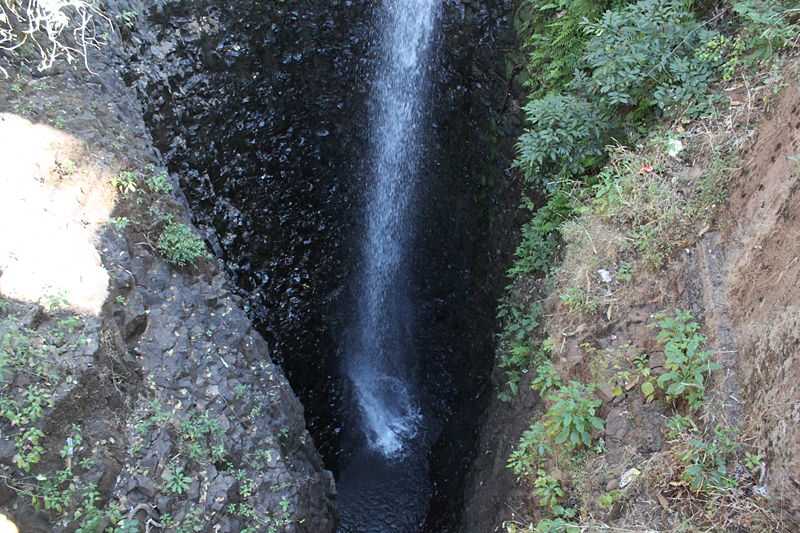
[[4, 0, 797, 532], [126, 0, 518, 530]]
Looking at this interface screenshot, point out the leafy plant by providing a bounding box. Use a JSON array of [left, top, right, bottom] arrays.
[[543, 381, 604, 450], [497, 302, 545, 400], [146, 172, 172, 194], [157, 222, 207, 267], [179, 412, 226, 464], [508, 190, 576, 277], [731, 0, 799, 64], [578, 0, 720, 118], [654, 310, 719, 409], [597, 490, 621, 509], [633, 354, 657, 402], [534, 470, 565, 511], [679, 426, 738, 493], [515, 93, 606, 187], [111, 171, 138, 195], [515, 0, 619, 97], [531, 360, 562, 399], [163, 463, 191, 495], [14, 426, 45, 471], [508, 422, 551, 477]]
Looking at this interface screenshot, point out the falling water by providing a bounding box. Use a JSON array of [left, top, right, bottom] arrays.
[[347, 0, 440, 460], [338, 0, 441, 530]]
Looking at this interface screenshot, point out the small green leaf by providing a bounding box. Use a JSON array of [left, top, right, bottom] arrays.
[[641, 381, 655, 399]]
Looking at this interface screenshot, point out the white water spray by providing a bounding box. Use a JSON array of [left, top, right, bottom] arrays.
[[346, 0, 440, 458]]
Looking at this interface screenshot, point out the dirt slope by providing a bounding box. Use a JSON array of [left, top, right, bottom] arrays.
[[463, 70, 800, 531], [724, 82, 800, 522]]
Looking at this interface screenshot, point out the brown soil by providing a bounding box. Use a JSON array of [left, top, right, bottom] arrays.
[[723, 81, 800, 524]]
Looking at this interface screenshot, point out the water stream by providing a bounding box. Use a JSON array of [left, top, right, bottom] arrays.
[[338, 0, 441, 530]]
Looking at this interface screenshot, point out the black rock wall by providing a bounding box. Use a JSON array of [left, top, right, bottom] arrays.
[[126, 0, 373, 460]]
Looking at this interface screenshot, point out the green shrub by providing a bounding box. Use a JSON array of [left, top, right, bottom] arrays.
[[578, 0, 720, 118], [157, 222, 207, 267], [496, 302, 544, 400], [533, 469, 566, 512], [543, 381, 604, 450], [515, 0, 619, 96], [679, 426, 738, 493], [731, 0, 799, 63], [508, 190, 576, 278], [654, 310, 719, 409], [146, 173, 172, 194], [508, 421, 551, 477], [514, 94, 606, 187], [531, 360, 562, 399]]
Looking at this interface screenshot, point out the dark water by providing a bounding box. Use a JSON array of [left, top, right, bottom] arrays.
[[130, 0, 518, 530]]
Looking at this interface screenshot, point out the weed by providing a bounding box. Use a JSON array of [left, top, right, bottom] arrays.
[[743, 451, 763, 474], [633, 354, 658, 403], [654, 310, 719, 409], [157, 222, 207, 267], [509, 191, 577, 277], [162, 462, 191, 495], [678, 426, 738, 493], [509, 422, 551, 477], [543, 381, 604, 450], [531, 360, 562, 399], [497, 302, 545, 400], [532, 519, 580, 533], [533, 470, 566, 513], [666, 413, 698, 440], [179, 412, 226, 463], [175, 508, 205, 533], [145, 172, 172, 194], [111, 171, 138, 195], [116, 10, 137, 30], [597, 490, 621, 509], [616, 262, 633, 283], [234, 383, 249, 400], [559, 287, 598, 315], [14, 426, 45, 471]]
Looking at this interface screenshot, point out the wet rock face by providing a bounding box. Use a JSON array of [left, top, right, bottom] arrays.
[[126, 0, 373, 455], [126, 0, 518, 529]]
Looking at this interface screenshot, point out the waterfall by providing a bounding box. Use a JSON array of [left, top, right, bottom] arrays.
[[346, 0, 440, 458]]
